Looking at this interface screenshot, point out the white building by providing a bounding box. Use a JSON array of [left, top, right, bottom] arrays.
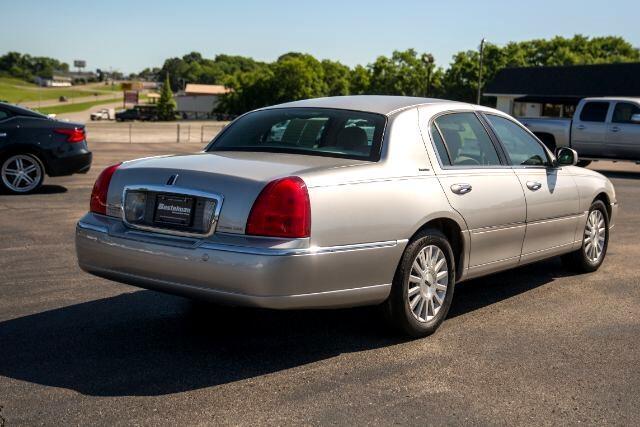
[[175, 84, 231, 119], [35, 74, 72, 87]]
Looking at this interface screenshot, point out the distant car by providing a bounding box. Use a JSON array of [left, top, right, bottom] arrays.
[[115, 105, 158, 122], [521, 97, 640, 166], [90, 108, 115, 121], [76, 96, 617, 337], [0, 102, 92, 194]]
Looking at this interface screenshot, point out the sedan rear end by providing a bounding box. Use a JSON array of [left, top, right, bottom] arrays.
[[76, 106, 401, 308]]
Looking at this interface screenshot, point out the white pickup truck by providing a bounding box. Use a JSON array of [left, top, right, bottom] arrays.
[[521, 97, 640, 166]]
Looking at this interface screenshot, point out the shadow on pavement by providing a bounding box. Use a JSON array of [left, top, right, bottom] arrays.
[[0, 258, 571, 397], [0, 184, 68, 196], [596, 170, 640, 181]]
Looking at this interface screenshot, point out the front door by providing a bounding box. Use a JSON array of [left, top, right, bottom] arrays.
[[483, 114, 580, 264], [428, 112, 527, 278], [572, 101, 612, 158], [607, 102, 640, 160]]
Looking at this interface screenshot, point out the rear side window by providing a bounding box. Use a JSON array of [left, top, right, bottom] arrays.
[[485, 115, 550, 166], [430, 123, 451, 165], [579, 102, 610, 122], [433, 113, 501, 166], [0, 109, 11, 121], [612, 102, 640, 123], [208, 108, 386, 161]]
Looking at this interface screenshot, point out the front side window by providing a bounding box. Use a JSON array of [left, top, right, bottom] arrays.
[[612, 102, 640, 124], [485, 114, 550, 167], [579, 102, 610, 123], [207, 108, 386, 161], [433, 113, 501, 167], [0, 109, 10, 121]]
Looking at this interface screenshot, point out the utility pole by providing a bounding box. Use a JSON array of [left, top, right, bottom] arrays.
[[476, 38, 486, 105], [421, 53, 435, 97]]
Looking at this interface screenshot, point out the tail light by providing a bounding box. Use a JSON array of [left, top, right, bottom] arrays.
[[55, 127, 85, 143], [246, 176, 311, 238], [90, 163, 121, 215]]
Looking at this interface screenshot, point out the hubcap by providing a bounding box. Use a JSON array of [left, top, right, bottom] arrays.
[[1, 154, 42, 193], [407, 245, 448, 322], [584, 209, 606, 263]]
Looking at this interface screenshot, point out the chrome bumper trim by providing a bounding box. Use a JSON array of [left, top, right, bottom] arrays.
[[77, 220, 406, 257], [77, 221, 108, 234]]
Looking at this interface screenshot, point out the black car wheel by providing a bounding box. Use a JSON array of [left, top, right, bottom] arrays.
[[0, 153, 44, 194]]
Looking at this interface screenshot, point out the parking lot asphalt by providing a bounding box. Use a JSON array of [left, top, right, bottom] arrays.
[[1, 142, 639, 425]]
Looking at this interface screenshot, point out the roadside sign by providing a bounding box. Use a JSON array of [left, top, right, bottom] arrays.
[[124, 90, 139, 106]]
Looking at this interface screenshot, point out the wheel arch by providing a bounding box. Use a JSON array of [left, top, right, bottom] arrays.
[[593, 192, 612, 219], [408, 216, 466, 281]]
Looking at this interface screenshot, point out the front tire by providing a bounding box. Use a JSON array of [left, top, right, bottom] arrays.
[[577, 160, 592, 167], [0, 153, 45, 194], [561, 200, 609, 272], [384, 229, 456, 337]]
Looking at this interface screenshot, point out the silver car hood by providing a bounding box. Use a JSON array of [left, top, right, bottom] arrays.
[[107, 151, 367, 234]]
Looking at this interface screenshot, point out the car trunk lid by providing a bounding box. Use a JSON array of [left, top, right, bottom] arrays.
[[107, 151, 366, 235]]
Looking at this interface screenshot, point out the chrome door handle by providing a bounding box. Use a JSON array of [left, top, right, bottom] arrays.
[[611, 126, 620, 132], [0, 133, 6, 137], [576, 125, 586, 130], [450, 183, 472, 195], [526, 181, 542, 191]]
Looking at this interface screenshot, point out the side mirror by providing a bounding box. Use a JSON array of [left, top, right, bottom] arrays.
[[555, 147, 578, 166], [631, 113, 640, 124]]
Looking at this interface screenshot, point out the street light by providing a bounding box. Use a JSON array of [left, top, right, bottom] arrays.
[[476, 38, 486, 105]]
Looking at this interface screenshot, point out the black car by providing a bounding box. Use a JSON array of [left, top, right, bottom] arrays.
[[115, 105, 158, 122], [0, 102, 92, 194]]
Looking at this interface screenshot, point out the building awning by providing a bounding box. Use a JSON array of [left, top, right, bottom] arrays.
[[514, 95, 581, 105], [183, 84, 231, 95], [484, 62, 640, 98]]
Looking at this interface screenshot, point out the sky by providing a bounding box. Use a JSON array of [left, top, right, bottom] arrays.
[[1, 0, 639, 74]]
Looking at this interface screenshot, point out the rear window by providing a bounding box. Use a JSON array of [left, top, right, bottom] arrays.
[[207, 108, 386, 161], [579, 102, 610, 122]]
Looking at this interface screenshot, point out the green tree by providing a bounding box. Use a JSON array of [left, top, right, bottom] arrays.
[[321, 60, 351, 96], [367, 49, 442, 97], [349, 65, 370, 95], [157, 74, 176, 121], [444, 35, 640, 104]]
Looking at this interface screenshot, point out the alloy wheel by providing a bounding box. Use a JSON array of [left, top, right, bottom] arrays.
[[407, 245, 449, 322], [1, 154, 42, 193], [584, 209, 606, 263]]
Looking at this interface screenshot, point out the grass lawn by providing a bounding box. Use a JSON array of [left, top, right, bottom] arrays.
[[0, 77, 120, 103], [36, 97, 122, 115]]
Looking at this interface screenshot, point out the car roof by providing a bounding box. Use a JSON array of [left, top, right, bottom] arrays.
[[264, 95, 473, 116], [582, 97, 640, 103], [0, 102, 47, 118]]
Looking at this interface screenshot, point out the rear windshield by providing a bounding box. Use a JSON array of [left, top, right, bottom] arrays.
[[207, 108, 386, 161]]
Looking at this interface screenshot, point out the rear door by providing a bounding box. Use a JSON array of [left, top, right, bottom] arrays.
[[0, 108, 18, 150], [607, 101, 640, 160], [483, 113, 580, 264], [572, 101, 612, 158], [428, 111, 526, 277]]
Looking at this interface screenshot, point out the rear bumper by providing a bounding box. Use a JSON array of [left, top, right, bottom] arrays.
[[47, 151, 92, 176], [75, 213, 405, 309]]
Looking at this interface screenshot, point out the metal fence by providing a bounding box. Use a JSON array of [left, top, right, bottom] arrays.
[[85, 122, 228, 144]]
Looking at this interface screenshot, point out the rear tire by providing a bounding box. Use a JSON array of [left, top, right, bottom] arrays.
[[384, 229, 456, 338], [0, 153, 44, 194], [561, 200, 609, 273]]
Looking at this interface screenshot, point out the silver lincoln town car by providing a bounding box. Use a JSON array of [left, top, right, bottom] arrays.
[[76, 96, 617, 337]]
